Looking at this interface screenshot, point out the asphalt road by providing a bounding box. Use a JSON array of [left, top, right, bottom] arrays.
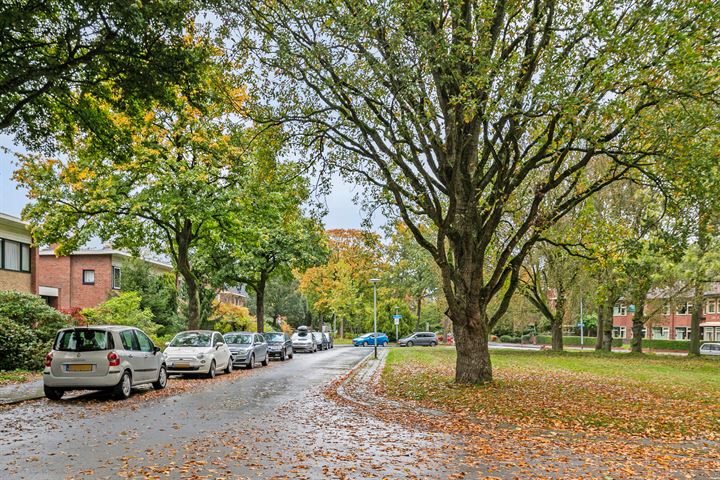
[[0, 346, 457, 479]]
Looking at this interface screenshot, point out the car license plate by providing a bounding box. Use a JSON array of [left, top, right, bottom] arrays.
[[67, 364, 92, 372], [174, 362, 190, 369]]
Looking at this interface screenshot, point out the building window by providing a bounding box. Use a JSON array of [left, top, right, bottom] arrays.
[[675, 327, 691, 340], [706, 300, 717, 314], [613, 304, 627, 316], [82, 270, 95, 285], [612, 327, 626, 339], [652, 326, 670, 339], [676, 302, 692, 315], [112, 267, 121, 290], [0, 238, 31, 273]]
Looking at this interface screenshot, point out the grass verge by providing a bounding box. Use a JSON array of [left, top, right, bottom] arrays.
[[382, 347, 720, 440]]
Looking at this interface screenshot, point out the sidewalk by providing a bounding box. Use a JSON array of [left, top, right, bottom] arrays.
[[0, 379, 44, 405]]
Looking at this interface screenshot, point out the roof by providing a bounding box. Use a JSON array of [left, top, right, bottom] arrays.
[[221, 285, 248, 298], [0, 212, 27, 225], [39, 247, 172, 271]]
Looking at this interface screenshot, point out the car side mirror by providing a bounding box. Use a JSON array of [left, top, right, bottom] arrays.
[[216, 342, 224, 349], [164, 342, 170, 347], [154, 346, 161, 354]]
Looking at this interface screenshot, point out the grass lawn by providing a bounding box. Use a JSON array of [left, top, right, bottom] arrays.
[[333, 337, 355, 345], [383, 347, 720, 440], [0, 370, 39, 386]]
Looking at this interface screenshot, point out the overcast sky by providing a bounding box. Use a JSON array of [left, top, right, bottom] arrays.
[[0, 134, 381, 231]]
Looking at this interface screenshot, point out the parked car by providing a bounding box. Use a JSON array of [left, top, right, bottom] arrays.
[[699, 343, 720, 356], [165, 330, 232, 378], [43, 326, 167, 400], [263, 331, 294, 361], [324, 332, 334, 349], [352, 332, 389, 347], [313, 331, 329, 351], [398, 332, 438, 347], [292, 326, 317, 353], [225, 332, 269, 368]]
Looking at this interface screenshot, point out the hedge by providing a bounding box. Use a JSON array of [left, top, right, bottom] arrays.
[[635, 339, 711, 351], [535, 335, 623, 348]]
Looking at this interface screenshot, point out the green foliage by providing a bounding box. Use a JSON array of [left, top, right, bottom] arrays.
[[535, 335, 622, 348], [1, 0, 211, 146], [640, 339, 711, 352], [120, 258, 181, 337], [82, 292, 160, 343], [0, 316, 46, 371], [0, 290, 70, 343]]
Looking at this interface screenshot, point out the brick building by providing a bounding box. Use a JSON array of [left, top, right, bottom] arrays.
[[612, 285, 720, 342], [0, 213, 34, 293], [36, 248, 172, 311]]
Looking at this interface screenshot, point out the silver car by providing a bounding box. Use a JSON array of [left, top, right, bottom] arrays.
[[292, 326, 317, 353], [225, 332, 269, 369], [43, 326, 167, 400], [700, 343, 720, 355], [312, 331, 328, 351], [165, 330, 233, 378]]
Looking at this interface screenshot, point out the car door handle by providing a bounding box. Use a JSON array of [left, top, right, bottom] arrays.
[[128, 354, 134, 358]]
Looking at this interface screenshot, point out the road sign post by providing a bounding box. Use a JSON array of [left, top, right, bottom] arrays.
[[393, 314, 402, 342]]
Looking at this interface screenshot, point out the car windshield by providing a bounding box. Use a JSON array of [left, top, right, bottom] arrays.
[[296, 330, 310, 337], [224, 333, 252, 345], [55, 329, 111, 352], [169, 332, 211, 347], [264, 332, 284, 342]]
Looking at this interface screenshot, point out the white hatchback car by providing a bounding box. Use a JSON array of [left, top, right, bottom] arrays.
[[164, 330, 232, 378], [699, 343, 720, 355], [43, 326, 167, 400]]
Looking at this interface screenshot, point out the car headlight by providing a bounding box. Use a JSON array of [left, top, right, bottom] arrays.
[[196, 353, 205, 359]]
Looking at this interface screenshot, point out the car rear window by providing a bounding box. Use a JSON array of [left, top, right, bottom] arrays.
[[55, 329, 113, 352], [225, 333, 252, 345], [265, 332, 283, 342]]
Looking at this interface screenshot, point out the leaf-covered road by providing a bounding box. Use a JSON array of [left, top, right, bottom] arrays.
[[0, 346, 465, 479]]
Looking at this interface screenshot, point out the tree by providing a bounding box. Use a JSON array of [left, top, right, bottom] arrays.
[[0, 0, 209, 145], [206, 157, 329, 333], [119, 257, 181, 337], [299, 229, 384, 336], [231, 0, 719, 382], [15, 61, 255, 329], [247, 276, 307, 328]]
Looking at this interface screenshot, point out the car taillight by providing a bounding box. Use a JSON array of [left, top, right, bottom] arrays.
[[44, 352, 53, 367], [107, 352, 120, 367]]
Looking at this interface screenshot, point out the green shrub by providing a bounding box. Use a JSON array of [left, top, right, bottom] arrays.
[[0, 316, 46, 371], [82, 292, 161, 343], [499, 335, 513, 343], [0, 291, 70, 343], [509, 336, 522, 344], [535, 335, 622, 348], [638, 339, 710, 351], [521, 334, 532, 343]]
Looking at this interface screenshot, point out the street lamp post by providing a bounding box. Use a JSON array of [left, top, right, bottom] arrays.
[[370, 278, 380, 359]]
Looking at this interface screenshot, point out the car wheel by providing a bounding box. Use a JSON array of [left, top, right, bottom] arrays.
[[224, 357, 233, 374], [206, 360, 216, 379], [430, 341, 437, 347], [382, 341, 388, 347], [261, 354, 269, 366], [113, 371, 132, 400], [44, 386, 64, 401], [152, 365, 168, 390], [407, 340, 414, 347], [280, 349, 286, 361], [362, 341, 368, 347], [246, 354, 255, 369]]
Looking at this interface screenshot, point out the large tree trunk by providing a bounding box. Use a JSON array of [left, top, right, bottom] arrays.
[[601, 303, 615, 351], [630, 304, 645, 353], [595, 304, 605, 351], [339, 317, 344, 338], [551, 316, 563, 351], [690, 205, 708, 355], [453, 310, 492, 384], [175, 229, 200, 330], [255, 270, 268, 333], [551, 283, 566, 351], [416, 296, 422, 330]]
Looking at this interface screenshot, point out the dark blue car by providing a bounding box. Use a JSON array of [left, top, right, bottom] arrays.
[[352, 332, 389, 347]]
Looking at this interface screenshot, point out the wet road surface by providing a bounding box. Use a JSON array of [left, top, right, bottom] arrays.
[[0, 346, 461, 479]]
